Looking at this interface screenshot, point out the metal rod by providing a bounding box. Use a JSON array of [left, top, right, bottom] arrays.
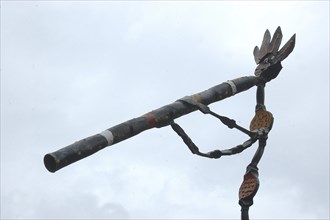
[[241, 206, 250, 220]]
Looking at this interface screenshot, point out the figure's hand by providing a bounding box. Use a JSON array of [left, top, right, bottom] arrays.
[[253, 26, 296, 82]]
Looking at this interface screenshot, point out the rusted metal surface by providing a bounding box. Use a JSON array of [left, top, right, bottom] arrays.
[[250, 108, 273, 132], [239, 165, 260, 220], [239, 172, 259, 200]]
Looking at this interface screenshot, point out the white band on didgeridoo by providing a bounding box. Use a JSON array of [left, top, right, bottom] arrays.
[[226, 80, 237, 95], [99, 130, 114, 146]]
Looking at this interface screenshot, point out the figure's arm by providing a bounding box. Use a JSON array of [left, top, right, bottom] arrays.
[[170, 121, 258, 159], [170, 122, 221, 158], [221, 138, 258, 156]]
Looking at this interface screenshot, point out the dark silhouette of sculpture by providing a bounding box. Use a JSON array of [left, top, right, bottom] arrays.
[[44, 27, 295, 220]]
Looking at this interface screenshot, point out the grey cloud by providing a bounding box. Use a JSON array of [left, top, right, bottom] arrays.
[[2, 190, 129, 219]]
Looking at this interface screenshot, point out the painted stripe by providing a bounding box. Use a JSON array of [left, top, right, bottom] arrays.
[[226, 80, 237, 95], [193, 94, 201, 103], [145, 113, 156, 128], [99, 130, 114, 146]]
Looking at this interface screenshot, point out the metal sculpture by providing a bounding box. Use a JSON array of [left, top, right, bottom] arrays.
[[44, 27, 295, 220]]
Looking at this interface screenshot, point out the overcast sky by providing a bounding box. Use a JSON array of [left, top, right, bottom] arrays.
[[1, 1, 329, 219]]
